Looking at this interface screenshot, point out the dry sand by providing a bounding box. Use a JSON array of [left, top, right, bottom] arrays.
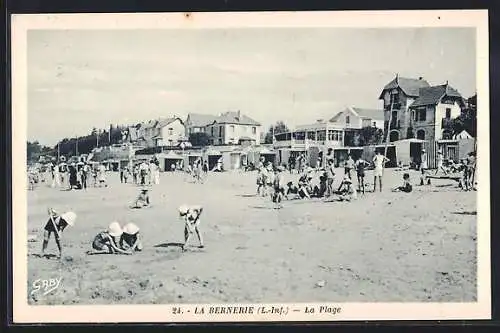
[[26, 168, 477, 305]]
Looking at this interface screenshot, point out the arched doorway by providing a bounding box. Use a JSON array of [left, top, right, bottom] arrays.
[[416, 129, 425, 140], [389, 130, 400, 142]]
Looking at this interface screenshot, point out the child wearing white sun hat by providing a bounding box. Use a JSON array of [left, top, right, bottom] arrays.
[[89, 222, 131, 255], [120, 223, 143, 252], [41, 208, 77, 259], [178, 205, 204, 252]]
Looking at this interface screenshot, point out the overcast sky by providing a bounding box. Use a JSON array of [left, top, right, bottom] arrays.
[[28, 28, 476, 146]]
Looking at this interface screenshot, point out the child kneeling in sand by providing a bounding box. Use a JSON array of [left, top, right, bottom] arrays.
[[392, 173, 413, 193], [337, 176, 357, 202], [40, 208, 77, 259], [120, 223, 143, 252], [179, 205, 204, 252], [130, 188, 150, 209], [89, 222, 131, 255]]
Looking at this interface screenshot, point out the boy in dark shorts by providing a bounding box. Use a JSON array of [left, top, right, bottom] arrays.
[[41, 208, 77, 259], [355, 158, 369, 194], [272, 166, 286, 209]]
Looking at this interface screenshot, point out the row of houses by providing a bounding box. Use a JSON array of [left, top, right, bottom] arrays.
[[272, 75, 474, 168], [124, 110, 262, 149], [85, 74, 474, 171]]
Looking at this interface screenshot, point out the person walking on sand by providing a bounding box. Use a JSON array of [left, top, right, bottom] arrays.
[[372, 151, 389, 192], [120, 223, 143, 252], [82, 162, 90, 189], [419, 149, 431, 186], [98, 163, 108, 187], [40, 208, 77, 259], [434, 151, 448, 176], [88, 222, 131, 255], [179, 205, 204, 252]]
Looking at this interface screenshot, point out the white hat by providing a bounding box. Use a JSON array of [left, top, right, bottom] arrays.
[[123, 223, 140, 235], [178, 205, 189, 216], [60, 211, 77, 226], [108, 221, 123, 237]]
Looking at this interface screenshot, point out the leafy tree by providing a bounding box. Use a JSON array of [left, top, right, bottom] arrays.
[[452, 94, 476, 137], [357, 126, 384, 146], [264, 121, 289, 144], [189, 132, 212, 147]]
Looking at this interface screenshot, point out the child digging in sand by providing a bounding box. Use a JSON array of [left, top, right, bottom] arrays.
[[178, 205, 204, 252], [337, 176, 358, 201], [131, 188, 150, 208], [89, 222, 131, 255], [392, 173, 413, 193], [120, 223, 143, 252], [40, 208, 77, 259]]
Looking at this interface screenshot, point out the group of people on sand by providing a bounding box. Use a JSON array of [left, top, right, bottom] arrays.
[[185, 158, 209, 183], [43, 159, 108, 190], [125, 158, 161, 186], [39, 203, 205, 259], [255, 146, 478, 209]]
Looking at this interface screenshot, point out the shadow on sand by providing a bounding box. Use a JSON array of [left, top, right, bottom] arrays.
[[452, 211, 477, 216], [154, 242, 184, 248]]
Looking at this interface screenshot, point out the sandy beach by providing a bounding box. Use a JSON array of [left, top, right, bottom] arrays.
[[27, 168, 477, 305]]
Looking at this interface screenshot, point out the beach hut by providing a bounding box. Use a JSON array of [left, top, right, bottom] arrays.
[[392, 139, 426, 167], [205, 148, 223, 170], [259, 147, 276, 165], [161, 151, 184, 171]]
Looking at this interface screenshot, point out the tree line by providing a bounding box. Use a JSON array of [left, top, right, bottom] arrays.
[[27, 124, 131, 163]]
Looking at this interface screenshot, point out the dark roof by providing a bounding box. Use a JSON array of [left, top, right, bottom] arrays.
[[186, 113, 218, 127], [409, 84, 463, 108], [352, 107, 384, 121], [156, 117, 182, 128], [213, 111, 261, 126], [379, 76, 431, 98]]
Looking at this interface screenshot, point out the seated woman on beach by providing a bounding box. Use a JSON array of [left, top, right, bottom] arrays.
[[392, 173, 413, 193], [88, 222, 131, 255], [130, 188, 150, 209], [285, 181, 300, 199], [120, 223, 143, 252], [337, 176, 358, 201], [40, 208, 77, 259]]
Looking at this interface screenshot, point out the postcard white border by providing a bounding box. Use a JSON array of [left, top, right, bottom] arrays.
[[11, 10, 491, 323]]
